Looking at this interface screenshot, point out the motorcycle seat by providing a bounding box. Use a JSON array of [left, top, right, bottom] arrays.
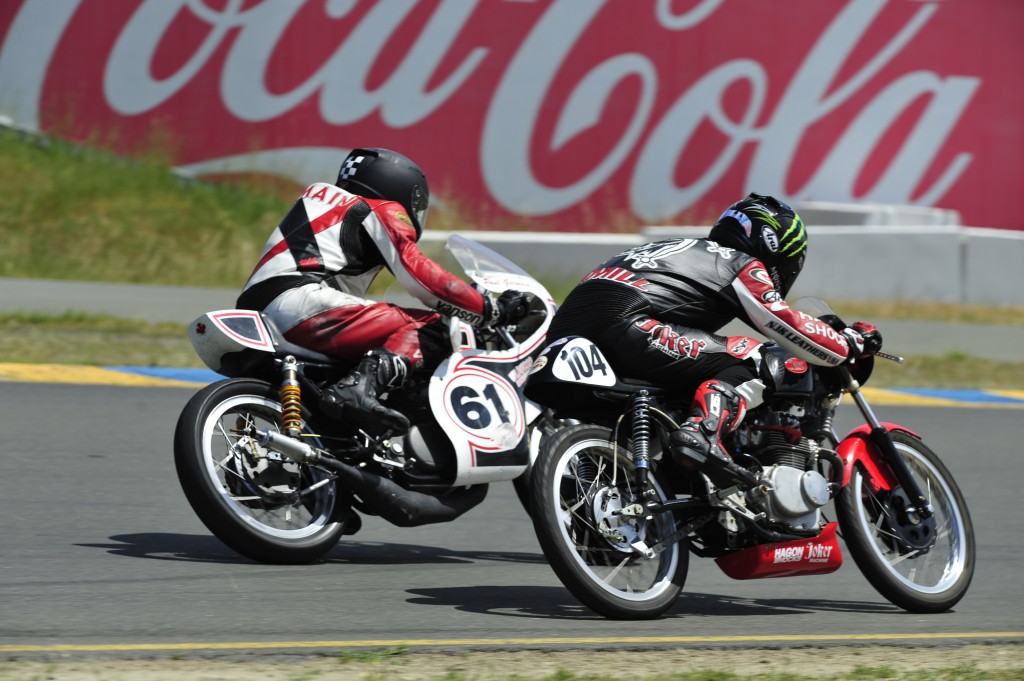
[[260, 314, 338, 366]]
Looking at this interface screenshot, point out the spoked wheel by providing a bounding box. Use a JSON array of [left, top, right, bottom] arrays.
[[836, 431, 975, 612], [529, 424, 688, 619], [174, 379, 351, 563]]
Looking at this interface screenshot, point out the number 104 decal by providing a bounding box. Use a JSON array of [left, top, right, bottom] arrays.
[[552, 338, 616, 386]]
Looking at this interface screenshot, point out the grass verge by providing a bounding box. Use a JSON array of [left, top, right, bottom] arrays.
[[0, 312, 198, 369], [0, 129, 289, 288], [0, 657, 1021, 681]]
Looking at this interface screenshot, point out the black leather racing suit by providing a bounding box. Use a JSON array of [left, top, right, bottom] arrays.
[[547, 238, 853, 406]]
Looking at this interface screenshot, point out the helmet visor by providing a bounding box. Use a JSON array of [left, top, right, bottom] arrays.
[[774, 254, 804, 297], [411, 185, 429, 232]]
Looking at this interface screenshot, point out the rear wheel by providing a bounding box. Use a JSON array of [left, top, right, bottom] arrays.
[[529, 424, 688, 619], [174, 379, 351, 563], [836, 431, 974, 612]]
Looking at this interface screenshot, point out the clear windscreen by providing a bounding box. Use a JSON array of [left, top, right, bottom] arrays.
[[792, 297, 839, 322], [446, 233, 530, 280]]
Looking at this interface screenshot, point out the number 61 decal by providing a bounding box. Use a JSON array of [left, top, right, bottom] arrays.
[[552, 338, 616, 386], [442, 366, 525, 450], [450, 383, 510, 430]]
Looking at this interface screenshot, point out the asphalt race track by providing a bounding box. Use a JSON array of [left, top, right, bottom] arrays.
[[1, 380, 1022, 658]]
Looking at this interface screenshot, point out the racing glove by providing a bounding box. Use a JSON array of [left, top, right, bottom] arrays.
[[842, 321, 882, 364], [493, 289, 531, 326]]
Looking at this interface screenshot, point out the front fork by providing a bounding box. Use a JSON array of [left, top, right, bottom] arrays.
[[836, 367, 937, 553], [839, 367, 934, 521]]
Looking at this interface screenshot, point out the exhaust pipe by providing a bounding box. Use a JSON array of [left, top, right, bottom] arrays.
[[249, 428, 487, 527]]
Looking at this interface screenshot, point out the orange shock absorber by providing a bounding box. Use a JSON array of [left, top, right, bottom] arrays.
[[279, 355, 302, 436]]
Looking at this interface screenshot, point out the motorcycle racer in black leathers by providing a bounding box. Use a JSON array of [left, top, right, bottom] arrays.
[[539, 193, 880, 487]]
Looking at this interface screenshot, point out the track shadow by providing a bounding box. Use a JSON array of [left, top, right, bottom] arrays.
[[77, 535, 899, 620], [666, 592, 899, 617], [407, 585, 594, 619], [76, 533, 547, 567], [76, 534, 255, 564], [323, 542, 547, 566], [406, 586, 899, 620]]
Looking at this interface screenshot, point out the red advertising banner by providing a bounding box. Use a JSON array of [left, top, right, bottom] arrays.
[[0, 0, 1021, 231]]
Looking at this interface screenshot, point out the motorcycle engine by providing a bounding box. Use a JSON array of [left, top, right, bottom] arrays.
[[752, 464, 831, 531], [741, 407, 832, 532], [730, 345, 835, 532]]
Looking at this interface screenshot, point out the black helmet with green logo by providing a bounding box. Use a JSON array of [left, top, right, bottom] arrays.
[[709, 193, 808, 296]]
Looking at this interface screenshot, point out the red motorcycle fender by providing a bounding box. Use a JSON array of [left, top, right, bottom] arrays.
[[836, 422, 922, 490]]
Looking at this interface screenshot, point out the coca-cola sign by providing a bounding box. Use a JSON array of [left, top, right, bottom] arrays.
[[0, 0, 1020, 230]]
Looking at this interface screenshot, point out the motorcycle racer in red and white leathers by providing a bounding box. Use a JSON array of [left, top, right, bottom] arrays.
[[237, 147, 528, 435], [544, 193, 880, 486]]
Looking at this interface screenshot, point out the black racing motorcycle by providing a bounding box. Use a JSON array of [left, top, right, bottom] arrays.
[[524, 299, 975, 619]]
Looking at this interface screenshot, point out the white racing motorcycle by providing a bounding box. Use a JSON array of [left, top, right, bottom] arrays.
[[174, 235, 557, 563]]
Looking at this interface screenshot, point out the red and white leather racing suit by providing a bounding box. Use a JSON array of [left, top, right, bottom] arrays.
[[546, 237, 854, 407], [237, 182, 487, 368]]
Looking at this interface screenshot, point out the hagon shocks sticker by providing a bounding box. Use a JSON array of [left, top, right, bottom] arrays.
[[551, 338, 616, 386]]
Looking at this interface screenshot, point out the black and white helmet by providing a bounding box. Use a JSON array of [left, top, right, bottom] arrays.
[[336, 148, 430, 239], [709, 193, 808, 296]]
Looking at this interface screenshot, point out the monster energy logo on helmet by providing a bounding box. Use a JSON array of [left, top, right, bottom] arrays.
[[745, 204, 807, 259], [709, 193, 808, 296]]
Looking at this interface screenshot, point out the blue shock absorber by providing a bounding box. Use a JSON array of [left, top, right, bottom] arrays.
[[632, 390, 651, 488]]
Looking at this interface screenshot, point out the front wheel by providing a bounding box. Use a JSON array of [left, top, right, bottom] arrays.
[[529, 424, 688, 619], [174, 378, 351, 563], [836, 431, 975, 612]]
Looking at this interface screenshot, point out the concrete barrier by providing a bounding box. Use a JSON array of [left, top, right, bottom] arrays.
[[423, 224, 1024, 307], [963, 228, 1024, 306], [420, 230, 644, 286], [796, 201, 962, 227]]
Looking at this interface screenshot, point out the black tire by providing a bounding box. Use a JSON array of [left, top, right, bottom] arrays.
[[512, 471, 532, 518], [529, 423, 688, 619], [836, 431, 975, 612], [174, 378, 350, 564]]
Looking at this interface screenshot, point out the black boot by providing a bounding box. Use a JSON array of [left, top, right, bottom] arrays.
[[322, 349, 412, 436], [670, 380, 758, 488]]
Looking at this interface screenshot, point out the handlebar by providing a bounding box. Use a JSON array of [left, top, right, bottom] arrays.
[[445, 314, 523, 353], [875, 350, 905, 364]]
